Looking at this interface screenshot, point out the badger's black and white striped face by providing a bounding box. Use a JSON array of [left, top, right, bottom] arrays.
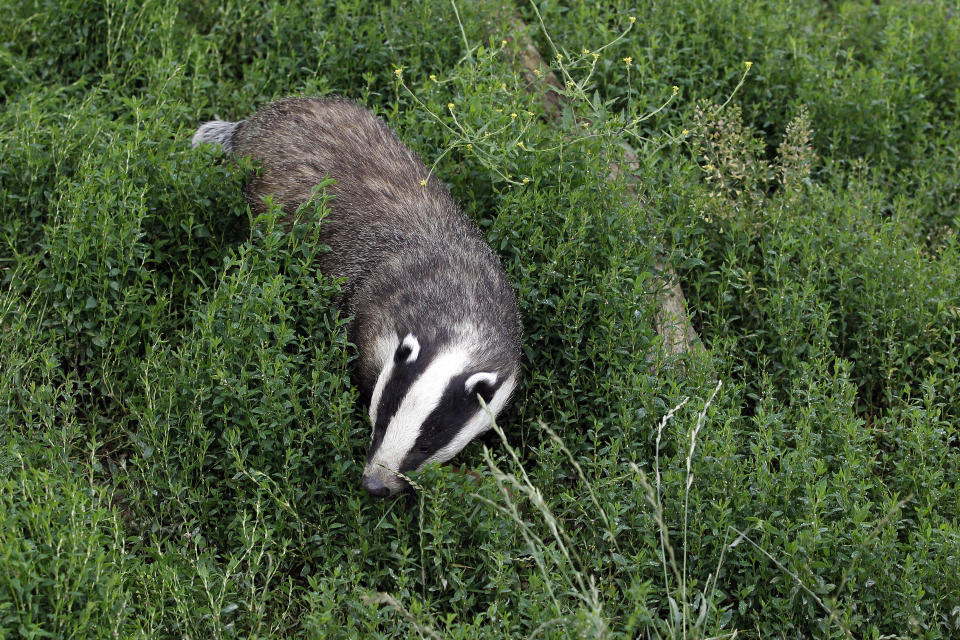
[[361, 333, 517, 497]]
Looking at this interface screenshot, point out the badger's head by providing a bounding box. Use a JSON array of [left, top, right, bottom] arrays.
[[361, 331, 518, 497]]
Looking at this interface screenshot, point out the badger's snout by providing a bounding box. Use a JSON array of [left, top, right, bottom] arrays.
[[361, 467, 408, 497], [361, 473, 393, 497]]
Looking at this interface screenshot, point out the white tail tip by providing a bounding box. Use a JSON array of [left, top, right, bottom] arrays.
[[192, 120, 238, 153]]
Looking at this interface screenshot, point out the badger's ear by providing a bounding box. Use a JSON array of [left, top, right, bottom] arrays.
[[465, 371, 498, 404], [395, 334, 420, 364]]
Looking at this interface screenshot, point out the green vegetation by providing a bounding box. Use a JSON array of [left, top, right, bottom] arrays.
[[2, 0, 958, 637]]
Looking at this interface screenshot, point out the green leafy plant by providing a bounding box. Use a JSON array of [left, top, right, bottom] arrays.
[[1, 0, 958, 637]]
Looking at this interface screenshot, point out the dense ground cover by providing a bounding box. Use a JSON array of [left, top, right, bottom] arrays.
[[1, 0, 958, 637]]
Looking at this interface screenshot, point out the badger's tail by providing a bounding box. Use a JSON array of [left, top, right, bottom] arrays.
[[191, 119, 241, 153]]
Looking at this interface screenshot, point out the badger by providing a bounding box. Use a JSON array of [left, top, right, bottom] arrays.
[[192, 97, 521, 497]]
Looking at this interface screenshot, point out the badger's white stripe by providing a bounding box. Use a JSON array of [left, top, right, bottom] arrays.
[[192, 120, 240, 153], [464, 371, 497, 395], [401, 333, 420, 363], [423, 371, 518, 468], [363, 347, 470, 490], [368, 334, 400, 439]]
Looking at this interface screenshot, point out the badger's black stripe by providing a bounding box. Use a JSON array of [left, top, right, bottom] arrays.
[[368, 338, 438, 459], [398, 372, 501, 472]]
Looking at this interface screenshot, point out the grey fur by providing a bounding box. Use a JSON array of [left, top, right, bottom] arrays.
[[193, 97, 522, 483]]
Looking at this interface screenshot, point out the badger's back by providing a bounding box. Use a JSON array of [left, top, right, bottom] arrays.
[[233, 99, 454, 269], [233, 99, 445, 223]]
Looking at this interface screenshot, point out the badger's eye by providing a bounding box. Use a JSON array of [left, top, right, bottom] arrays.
[[395, 333, 420, 364]]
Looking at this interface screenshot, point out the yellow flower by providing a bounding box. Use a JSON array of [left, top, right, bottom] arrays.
[[629, 16, 637, 24], [517, 141, 524, 148], [419, 179, 427, 186], [745, 61, 753, 69], [592, 52, 600, 61], [429, 74, 437, 81], [522, 177, 530, 184], [447, 102, 455, 111], [501, 82, 507, 91], [466, 143, 473, 150], [566, 80, 574, 88], [510, 112, 517, 118], [555, 53, 563, 62], [623, 56, 632, 67], [672, 85, 680, 94], [582, 48, 590, 55], [501, 39, 507, 46], [393, 68, 402, 78], [525, 111, 534, 117], [681, 129, 690, 136]]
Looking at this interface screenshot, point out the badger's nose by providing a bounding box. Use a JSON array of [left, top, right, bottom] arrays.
[[362, 474, 392, 498]]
